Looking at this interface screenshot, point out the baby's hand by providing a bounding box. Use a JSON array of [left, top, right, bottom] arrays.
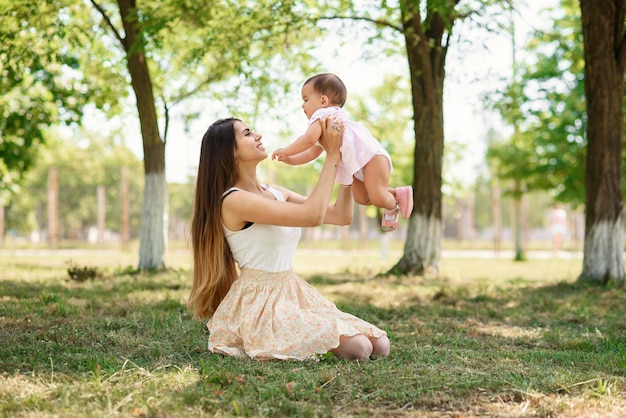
[[280, 156, 294, 165], [272, 148, 287, 161]]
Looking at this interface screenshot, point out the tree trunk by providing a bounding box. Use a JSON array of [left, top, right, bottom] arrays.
[[513, 194, 524, 261], [358, 205, 367, 242], [521, 193, 529, 248], [391, 3, 449, 275], [578, 0, 626, 284], [118, 0, 166, 269]]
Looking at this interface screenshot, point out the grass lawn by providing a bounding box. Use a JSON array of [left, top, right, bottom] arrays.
[[0, 246, 625, 417]]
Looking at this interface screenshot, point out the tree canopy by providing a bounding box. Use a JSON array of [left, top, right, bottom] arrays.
[[0, 0, 100, 200], [2, 0, 325, 268]]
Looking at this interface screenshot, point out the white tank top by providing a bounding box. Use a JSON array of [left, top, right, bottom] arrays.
[[222, 185, 302, 272]]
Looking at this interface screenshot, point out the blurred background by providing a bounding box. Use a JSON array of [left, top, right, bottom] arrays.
[[0, 0, 603, 258]]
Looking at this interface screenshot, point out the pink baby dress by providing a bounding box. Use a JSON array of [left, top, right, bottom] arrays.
[[309, 107, 392, 185]]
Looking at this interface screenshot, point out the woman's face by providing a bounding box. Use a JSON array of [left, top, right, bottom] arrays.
[[233, 120, 266, 163]]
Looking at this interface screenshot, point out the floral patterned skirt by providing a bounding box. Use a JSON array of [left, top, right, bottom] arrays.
[[207, 268, 387, 361]]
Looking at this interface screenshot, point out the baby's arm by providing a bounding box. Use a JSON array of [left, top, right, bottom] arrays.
[[281, 146, 324, 165], [272, 122, 322, 161]]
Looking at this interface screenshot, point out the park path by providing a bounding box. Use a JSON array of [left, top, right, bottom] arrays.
[[0, 247, 583, 259]]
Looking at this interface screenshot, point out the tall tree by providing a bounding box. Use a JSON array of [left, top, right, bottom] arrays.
[[4, 0, 317, 268], [324, 1, 508, 274], [102, 0, 166, 268], [86, 0, 317, 269], [578, 0, 626, 284], [395, 1, 448, 274]]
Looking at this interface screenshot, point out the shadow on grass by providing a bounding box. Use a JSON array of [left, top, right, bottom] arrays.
[[0, 268, 188, 298], [328, 277, 626, 372], [2, 269, 626, 416]]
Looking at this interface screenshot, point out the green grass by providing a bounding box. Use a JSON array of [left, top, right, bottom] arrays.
[[1, 249, 625, 417]]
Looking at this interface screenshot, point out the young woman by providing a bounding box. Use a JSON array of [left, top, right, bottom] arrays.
[[188, 116, 390, 361]]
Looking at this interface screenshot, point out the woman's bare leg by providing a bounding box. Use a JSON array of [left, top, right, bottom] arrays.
[[370, 335, 390, 357], [331, 334, 373, 361]]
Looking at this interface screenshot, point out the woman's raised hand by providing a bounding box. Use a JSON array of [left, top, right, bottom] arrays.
[[318, 117, 344, 156]]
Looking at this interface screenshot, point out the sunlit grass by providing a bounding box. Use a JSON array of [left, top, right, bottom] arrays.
[[1, 246, 625, 417]]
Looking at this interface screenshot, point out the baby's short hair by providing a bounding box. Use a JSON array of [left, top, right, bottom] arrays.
[[304, 73, 347, 107]]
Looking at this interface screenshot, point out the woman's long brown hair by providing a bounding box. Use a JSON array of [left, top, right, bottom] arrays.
[[188, 118, 240, 319]]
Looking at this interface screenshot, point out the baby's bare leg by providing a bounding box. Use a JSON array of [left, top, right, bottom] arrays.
[[362, 155, 396, 211], [351, 179, 369, 205]]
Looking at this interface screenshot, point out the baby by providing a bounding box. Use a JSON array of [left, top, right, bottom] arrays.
[[272, 73, 412, 232]]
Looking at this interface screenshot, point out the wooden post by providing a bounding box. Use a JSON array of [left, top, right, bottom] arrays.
[[121, 167, 130, 251], [456, 198, 464, 241], [492, 179, 501, 256], [0, 205, 4, 247], [467, 193, 476, 240], [97, 185, 105, 245], [358, 205, 367, 243], [47, 167, 59, 250], [521, 193, 529, 247], [164, 180, 169, 251]]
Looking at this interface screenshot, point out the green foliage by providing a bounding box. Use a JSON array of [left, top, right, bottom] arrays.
[[167, 180, 194, 228], [454, 175, 557, 234], [0, 0, 102, 196], [3, 127, 144, 238], [487, 0, 626, 206], [271, 162, 320, 196], [66, 262, 102, 282], [1, 0, 323, 201], [128, 0, 322, 126]]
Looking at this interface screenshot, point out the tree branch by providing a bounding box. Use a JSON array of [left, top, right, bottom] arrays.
[[161, 96, 169, 145], [88, 0, 125, 48], [169, 73, 221, 105], [317, 15, 402, 33]]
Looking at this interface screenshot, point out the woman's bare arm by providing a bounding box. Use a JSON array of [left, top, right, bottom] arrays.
[[222, 118, 343, 228]]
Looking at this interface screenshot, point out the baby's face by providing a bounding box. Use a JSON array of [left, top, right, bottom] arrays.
[[301, 83, 326, 119]]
